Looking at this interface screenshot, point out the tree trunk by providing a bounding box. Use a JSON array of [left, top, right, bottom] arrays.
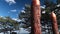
[[50, 11, 59, 34], [31, 0, 42, 34]]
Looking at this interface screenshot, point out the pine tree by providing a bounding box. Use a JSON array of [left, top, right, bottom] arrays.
[[19, 4, 31, 28]]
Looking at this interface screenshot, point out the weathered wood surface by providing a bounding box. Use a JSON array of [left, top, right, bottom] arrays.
[[31, 0, 42, 34], [50, 11, 59, 34]]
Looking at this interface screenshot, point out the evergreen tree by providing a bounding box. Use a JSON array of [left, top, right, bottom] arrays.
[[19, 4, 31, 28]]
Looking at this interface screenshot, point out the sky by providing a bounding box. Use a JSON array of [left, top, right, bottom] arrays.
[[0, 0, 57, 19], [0, 0, 32, 18]]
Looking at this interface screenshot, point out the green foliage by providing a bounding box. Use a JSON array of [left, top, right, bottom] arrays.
[[19, 4, 31, 28], [0, 16, 19, 30], [43, 0, 60, 28], [57, 0, 60, 4]]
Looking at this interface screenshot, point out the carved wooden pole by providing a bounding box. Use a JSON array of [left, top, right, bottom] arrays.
[[31, 0, 42, 34], [50, 11, 59, 34]]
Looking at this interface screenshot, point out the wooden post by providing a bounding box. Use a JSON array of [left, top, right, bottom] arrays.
[[50, 11, 59, 34], [59, 32, 60, 34], [31, 0, 42, 34]]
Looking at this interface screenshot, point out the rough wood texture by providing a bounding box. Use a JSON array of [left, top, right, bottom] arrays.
[[31, 0, 42, 34], [50, 11, 59, 34]]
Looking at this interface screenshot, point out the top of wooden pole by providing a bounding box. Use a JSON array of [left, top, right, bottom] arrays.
[[51, 11, 56, 18], [32, 0, 40, 5]]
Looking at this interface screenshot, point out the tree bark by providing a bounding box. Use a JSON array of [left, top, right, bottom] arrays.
[[50, 11, 59, 34], [31, 0, 42, 34]]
